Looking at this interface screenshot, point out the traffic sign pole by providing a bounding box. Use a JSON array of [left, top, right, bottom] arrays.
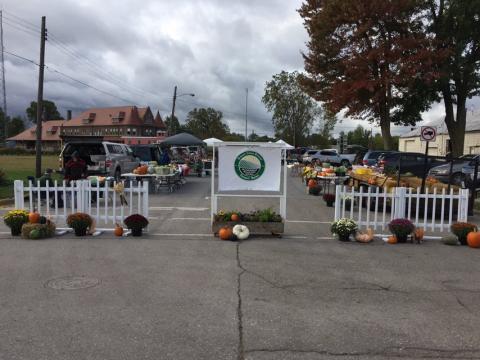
[[421, 140, 430, 193]]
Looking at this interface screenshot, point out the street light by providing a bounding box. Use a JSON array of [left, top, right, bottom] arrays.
[[170, 85, 195, 135]]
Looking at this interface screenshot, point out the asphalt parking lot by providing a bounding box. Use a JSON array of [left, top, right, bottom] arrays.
[[1, 174, 480, 360]]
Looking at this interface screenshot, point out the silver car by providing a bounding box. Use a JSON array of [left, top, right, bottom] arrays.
[[60, 141, 140, 180], [428, 154, 480, 186]]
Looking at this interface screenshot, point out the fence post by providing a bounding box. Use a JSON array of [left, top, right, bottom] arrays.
[[461, 189, 469, 222], [142, 181, 149, 220], [393, 187, 407, 219], [14, 180, 24, 209], [334, 185, 341, 221]]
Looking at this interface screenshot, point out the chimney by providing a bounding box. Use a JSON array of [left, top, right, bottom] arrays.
[[67, 110, 72, 120]]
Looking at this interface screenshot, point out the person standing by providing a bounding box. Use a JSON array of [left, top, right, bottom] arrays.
[[64, 151, 87, 184]]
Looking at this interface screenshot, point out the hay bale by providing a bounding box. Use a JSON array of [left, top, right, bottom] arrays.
[[21, 222, 56, 239]]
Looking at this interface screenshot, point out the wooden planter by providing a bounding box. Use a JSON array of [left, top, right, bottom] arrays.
[[212, 221, 284, 237]]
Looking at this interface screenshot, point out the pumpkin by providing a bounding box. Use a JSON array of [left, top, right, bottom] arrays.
[[29, 212, 40, 224], [414, 228, 425, 241], [233, 224, 250, 240], [442, 234, 459, 246], [325, 168, 334, 174], [231, 213, 240, 222], [467, 231, 480, 248], [114, 224, 124, 237], [356, 228, 374, 243], [308, 179, 317, 188], [367, 178, 376, 185], [387, 235, 397, 244], [219, 227, 233, 240]]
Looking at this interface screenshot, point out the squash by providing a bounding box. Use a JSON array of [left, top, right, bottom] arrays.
[[308, 179, 317, 188], [29, 212, 40, 224], [219, 227, 233, 240], [356, 228, 374, 243], [367, 178, 376, 185], [467, 231, 480, 248], [231, 213, 240, 222], [387, 235, 397, 244], [39, 216, 47, 224], [114, 223, 124, 237], [414, 228, 424, 241], [442, 234, 459, 245], [29, 228, 41, 239], [233, 224, 250, 240]]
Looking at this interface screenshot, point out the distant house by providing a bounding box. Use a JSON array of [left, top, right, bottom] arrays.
[[7, 120, 67, 152], [399, 113, 480, 156]]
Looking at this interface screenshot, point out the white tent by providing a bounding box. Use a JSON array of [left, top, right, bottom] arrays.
[[203, 137, 224, 147], [276, 139, 294, 149]]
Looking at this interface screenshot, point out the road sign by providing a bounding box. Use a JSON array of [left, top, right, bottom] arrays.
[[420, 126, 437, 142]]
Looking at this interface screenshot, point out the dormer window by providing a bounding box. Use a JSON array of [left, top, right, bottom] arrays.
[[112, 111, 126, 124], [82, 112, 96, 124]]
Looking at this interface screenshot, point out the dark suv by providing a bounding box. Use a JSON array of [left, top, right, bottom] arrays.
[[377, 152, 445, 177], [362, 150, 395, 166]]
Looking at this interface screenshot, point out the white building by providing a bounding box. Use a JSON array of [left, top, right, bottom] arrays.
[[399, 112, 480, 156]]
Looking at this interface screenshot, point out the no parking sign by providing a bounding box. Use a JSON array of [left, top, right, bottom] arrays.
[[420, 126, 437, 142]]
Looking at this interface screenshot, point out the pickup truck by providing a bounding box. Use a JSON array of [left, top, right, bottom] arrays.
[[302, 149, 355, 166]]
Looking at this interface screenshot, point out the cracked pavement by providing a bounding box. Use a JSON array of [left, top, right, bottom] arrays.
[[1, 175, 480, 359]]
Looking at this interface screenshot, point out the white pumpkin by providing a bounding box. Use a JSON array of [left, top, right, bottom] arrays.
[[233, 224, 250, 240]]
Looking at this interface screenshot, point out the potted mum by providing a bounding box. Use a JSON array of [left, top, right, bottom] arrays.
[[323, 193, 335, 207], [450, 222, 477, 246], [388, 218, 415, 243], [3, 209, 29, 236], [331, 218, 358, 242], [124, 214, 149, 236], [66, 213, 92, 236]]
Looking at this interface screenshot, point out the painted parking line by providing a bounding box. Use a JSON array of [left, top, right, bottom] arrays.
[[150, 207, 209, 211], [286, 220, 331, 224], [171, 217, 210, 221]]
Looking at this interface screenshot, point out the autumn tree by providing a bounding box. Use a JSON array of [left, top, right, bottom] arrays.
[[26, 100, 63, 123], [164, 115, 181, 136], [262, 70, 321, 147], [425, 0, 480, 156], [299, 0, 440, 150], [184, 107, 229, 139]]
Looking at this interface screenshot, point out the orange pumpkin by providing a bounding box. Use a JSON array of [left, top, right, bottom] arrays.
[[367, 178, 376, 185], [231, 213, 240, 222], [325, 168, 334, 174], [414, 228, 424, 241], [219, 227, 233, 240], [387, 235, 397, 244], [29, 212, 40, 224], [467, 231, 480, 248], [308, 179, 317, 189], [114, 224, 124, 237]]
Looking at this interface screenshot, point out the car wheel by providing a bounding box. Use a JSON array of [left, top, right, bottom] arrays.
[[114, 168, 121, 182], [451, 172, 466, 186], [341, 160, 350, 167]]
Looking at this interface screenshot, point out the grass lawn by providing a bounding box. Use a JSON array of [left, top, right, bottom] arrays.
[[0, 155, 61, 199]]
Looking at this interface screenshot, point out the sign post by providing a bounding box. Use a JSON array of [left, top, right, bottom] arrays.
[[420, 126, 437, 193]]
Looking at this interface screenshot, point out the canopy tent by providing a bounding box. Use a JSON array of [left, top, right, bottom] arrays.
[[203, 137, 224, 147], [160, 132, 205, 146], [276, 139, 294, 149]]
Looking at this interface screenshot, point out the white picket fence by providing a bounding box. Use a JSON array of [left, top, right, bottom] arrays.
[[14, 179, 149, 228], [334, 185, 469, 232]]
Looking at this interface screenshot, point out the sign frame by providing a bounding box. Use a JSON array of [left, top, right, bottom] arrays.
[[420, 126, 437, 142]]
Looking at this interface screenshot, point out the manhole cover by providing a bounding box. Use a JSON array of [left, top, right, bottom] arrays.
[[45, 276, 100, 290]]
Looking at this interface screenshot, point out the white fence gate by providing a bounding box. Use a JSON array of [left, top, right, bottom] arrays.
[[334, 185, 469, 232], [14, 179, 149, 228]]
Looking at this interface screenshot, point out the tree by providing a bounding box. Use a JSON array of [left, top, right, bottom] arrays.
[[425, 0, 480, 156], [262, 71, 320, 147], [7, 116, 25, 137], [299, 0, 441, 150], [223, 132, 244, 141], [346, 126, 371, 148], [26, 100, 64, 123], [184, 107, 229, 139], [164, 115, 181, 136], [306, 133, 331, 149], [319, 109, 337, 138]]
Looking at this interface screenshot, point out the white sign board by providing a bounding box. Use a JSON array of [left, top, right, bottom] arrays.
[[420, 126, 437, 142], [218, 146, 281, 191]]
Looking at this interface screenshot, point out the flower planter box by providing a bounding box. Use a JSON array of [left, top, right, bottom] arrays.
[[212, 221, 284, 237]]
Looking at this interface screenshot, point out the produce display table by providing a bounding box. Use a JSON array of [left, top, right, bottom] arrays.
[[121, 172, 183, 193], [316, 175, 350, 195]]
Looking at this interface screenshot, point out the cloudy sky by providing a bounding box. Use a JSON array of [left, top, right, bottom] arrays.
[[2, 0, 479, 137]]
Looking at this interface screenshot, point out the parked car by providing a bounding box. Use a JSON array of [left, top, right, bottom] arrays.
[[130, 144, 162, 164], [376, 152, 445, 177], [429, 154, 480, 185], [59, 141, 140, 180], [362, 150, 395, 166], [302, 149, 353, 166]]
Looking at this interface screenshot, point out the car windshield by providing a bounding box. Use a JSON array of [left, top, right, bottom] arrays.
[[307, 150, 317, 155], [133, 147, 153, 161]]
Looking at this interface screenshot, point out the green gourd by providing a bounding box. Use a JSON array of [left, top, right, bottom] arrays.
[[442, 234, 459, 246]]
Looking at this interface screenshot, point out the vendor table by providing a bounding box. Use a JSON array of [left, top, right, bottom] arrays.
[[121, 172, 183, 193]]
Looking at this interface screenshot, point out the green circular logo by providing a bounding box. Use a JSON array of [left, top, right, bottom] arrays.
[[234, 151, 266, 180]]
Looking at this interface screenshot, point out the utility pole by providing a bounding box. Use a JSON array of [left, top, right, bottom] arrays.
[[0, 11, 6, 142], [245, 88, 248, 141], [35, 16, 46, 178], [170, 85, 177, 136]]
